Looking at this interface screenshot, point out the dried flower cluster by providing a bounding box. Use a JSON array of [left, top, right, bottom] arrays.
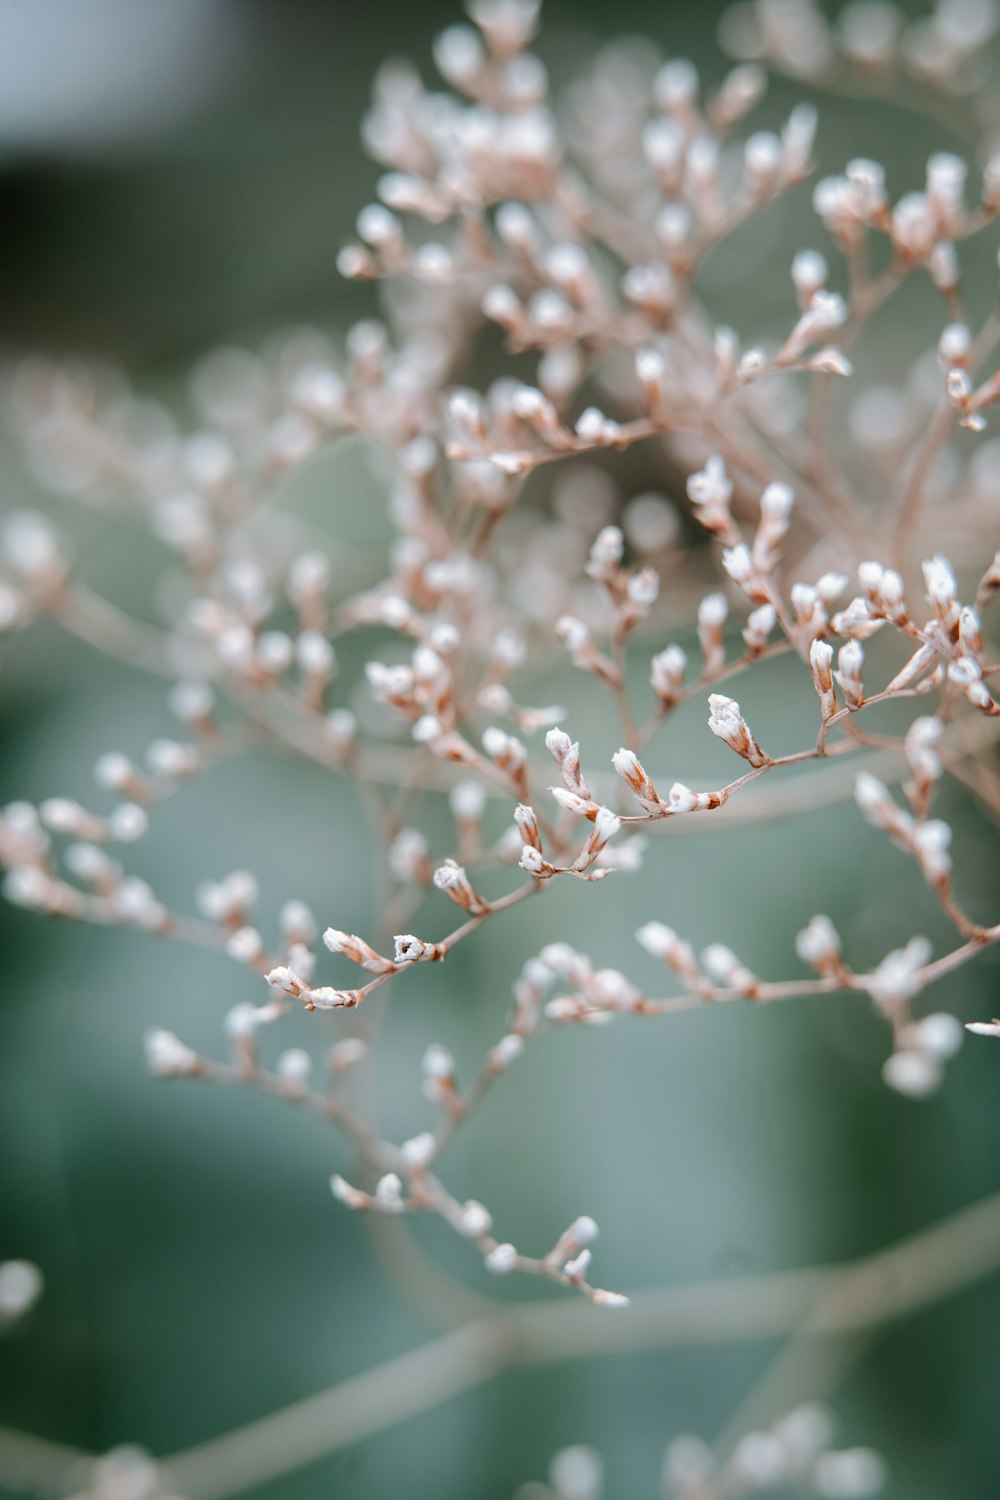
[[523, 1405, 887, 1500], [4, 0, 1000, 1492]]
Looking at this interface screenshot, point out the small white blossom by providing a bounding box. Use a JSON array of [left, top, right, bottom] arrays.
[[144, 1029, 199, 1077], [485, 1242, 518, 1274]]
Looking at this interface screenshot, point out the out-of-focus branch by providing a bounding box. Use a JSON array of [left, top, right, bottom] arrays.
[[150, 1189, 1000, 1500], [0, 1427, 93, 1498]]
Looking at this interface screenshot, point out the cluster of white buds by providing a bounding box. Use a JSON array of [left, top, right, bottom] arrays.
[[702, 1402, 886, 1499], [367, 645, 449, 723], [196, 869, 258, 926], [866, 936, 932, 1018], [538, 942, 639, 1017], [636, 921, 707, 992], [789, 580, 829, 639], [812, 158, 888, 249], [331, 1171, 410, 1215], [855, 771, 956, 892], [911, 819, 954, 885], [265, 964, 360, 1010], [7, 0, 1000, 1463], [665, 1402, 886, 1499], [904, 716, 944, 808], [857, 561, 908, 625], [582, 523, 662, 638], [515, 804, 556, 877], [190, 597, 339, 704], [3, 865, 87, 919], [773, 289, 849, 369], [38, 794, 149, 846], [885, 1011, 965, 1098], [64, 842, 121, 895], [948, 655, 999, 716], [112, 876, 169, 933], [545, 727, 593, 803], [539, 1215, 628, 1306]]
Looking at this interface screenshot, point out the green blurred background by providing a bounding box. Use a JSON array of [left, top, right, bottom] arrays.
[[1, 1, 999, 1496]]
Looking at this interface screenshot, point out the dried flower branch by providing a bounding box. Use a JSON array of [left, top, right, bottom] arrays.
[[4, 0, 1000, 1489]]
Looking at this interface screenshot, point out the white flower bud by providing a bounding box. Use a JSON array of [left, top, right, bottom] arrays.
[[107, 803, 149, 843], [813, 1447, 887, 1497], [226, 926, 264, 964], [401, 1132, 436, 1170], [485, 1242, 518, 1274], [374, 1173, 405, 1213], [590, 1289, 630, 1308], [795, 914, 841, 973], [909, 1011, 964, 1060], [422, 1042, 455, 1080], [276, 1048, 312, 1085], [549, 1446, 603, 1500], [0, 1260, 44, 1321], [145, 1028, 199, 1077], [459, 1200, 493, 1238]]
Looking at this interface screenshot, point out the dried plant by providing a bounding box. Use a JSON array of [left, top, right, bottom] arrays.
[[4, 0, 1000, 1494]]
